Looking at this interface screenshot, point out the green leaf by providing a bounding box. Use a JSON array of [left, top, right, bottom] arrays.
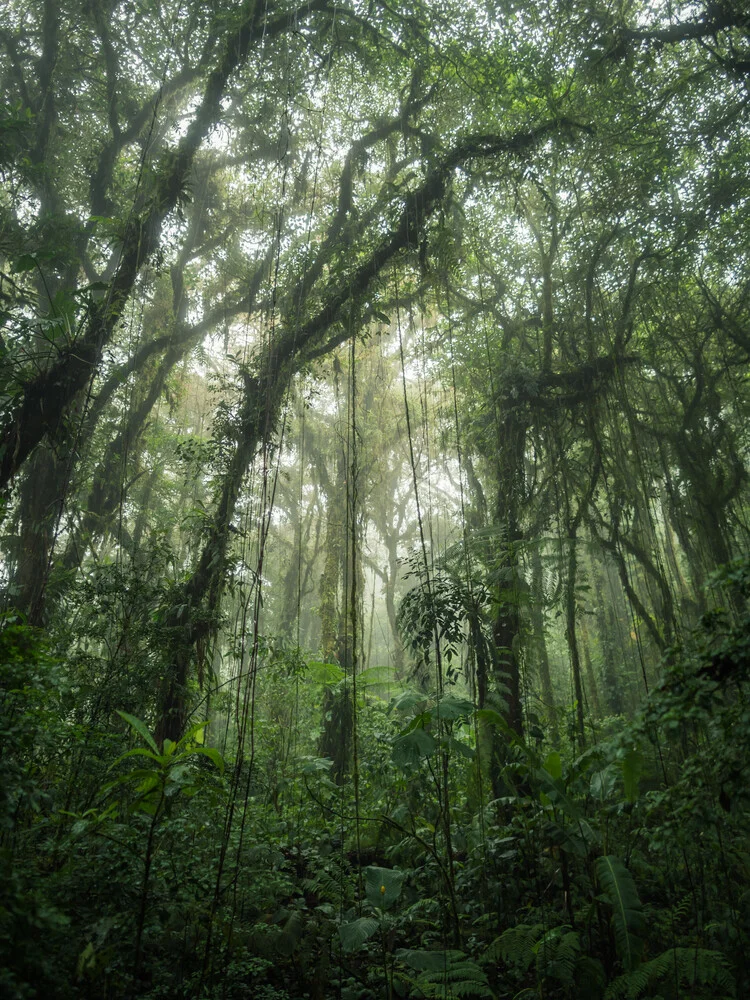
[[101, 768, 158, 794], [109, 747, 161, 769], [392, 727, 436, 768], [13, 253, 38, 272], [596, 855, 645, 972], [181, 719, 209, 745], [621, 750, 642, 804], [339, 916, 380, 952], [446, 735, 475, 760], [400, 949, 456, 972], [435, 694, 475, 720], [135, 774, 160, 796], [401, 710, 431, 733], [476, 708, 530, 754], [357, 665, 398, 687], [533, 925, 580, 985], [305, 661, 345, 686], [543, 751, 562, 781], [590, 764, 617, 802], [299, 756, 334, 774], [485, 923, 540, 969], [365, 866, 404, 909], [604, 947, 735, 1000], [116, 710, 159, 753], [390, 689, 428, 714], [190, 746, 225, 774], [76, 941, 96, 977]]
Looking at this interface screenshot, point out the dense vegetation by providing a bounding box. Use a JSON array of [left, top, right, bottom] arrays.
[[1, 0, 749, 997]]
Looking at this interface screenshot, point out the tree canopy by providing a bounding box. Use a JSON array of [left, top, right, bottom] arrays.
[[1, 0, 750, 997]]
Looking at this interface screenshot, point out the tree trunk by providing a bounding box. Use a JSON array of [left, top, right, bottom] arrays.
[[590, 552, 624, 715], [580, 619, 601, 718], [564, 533, 586, 749], [531, 544, 558, 742], [13, 448, 66, 624]]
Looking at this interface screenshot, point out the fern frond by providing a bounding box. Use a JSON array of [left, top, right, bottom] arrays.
[[302, 856, 353, 904], [668, 892, 692, 927], [535, 926, 580, 985], [484, 923, 541, 968], [399, 949, 493, 998], [302, 871, 342, 903], [604, 946, 735, 999]]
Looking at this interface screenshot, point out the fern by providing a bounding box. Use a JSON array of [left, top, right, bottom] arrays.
[[577, 955, 607, 997], [486, 922, 580, 980], [486, 923, 602, 996], [302, 857, 352, 904], [484, 923, 541, 969], [596, 855, 645, 971], [535, 926, 580, 986], [665, 892, 692, 929], [604, 947, 735, 999], [400, 949, 493, 998]]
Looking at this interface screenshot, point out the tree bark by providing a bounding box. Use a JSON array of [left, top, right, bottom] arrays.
[[531, 544, 558, 742]]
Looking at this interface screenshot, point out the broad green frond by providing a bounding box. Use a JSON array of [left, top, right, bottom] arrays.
[[604, 947, 735, 999]]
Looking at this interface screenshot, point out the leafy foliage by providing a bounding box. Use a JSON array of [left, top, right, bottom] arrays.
[[1, 0, 750, 997], [596, 855, 645, 972], [604, 947, 735, 1000], [399, 949, 493, 998]]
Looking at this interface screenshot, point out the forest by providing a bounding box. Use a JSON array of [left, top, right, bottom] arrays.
[[1, 0, 750, 997]]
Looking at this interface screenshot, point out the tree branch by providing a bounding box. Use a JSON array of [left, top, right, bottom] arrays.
[[0, 0, 333, 491]]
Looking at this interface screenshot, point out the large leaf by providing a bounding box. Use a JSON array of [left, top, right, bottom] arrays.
[[596, 855, 645, 972], [299, 756, 334, 775], [190, 746, 225, 774], [604, 948, 737, 1000], [305, 662, 345, 686], [390, 689, 428, 714], [181, 719, 209, 745], [620, 750, 643, 804], [116, 710, 158, 753], [400, 949, 459, 972], [590, 763, 618, 802], [604, 946, 735, 1000], [339, 916, 380, 952], [392, 727, 436, 769], [434, 694, 475, 721], [445, 735, 475, 760], [110, 747, 161, 769], [534, 925, 580, 985], [543, 751, 562, 781], [357, 665, 399, 687], [364, 866, 404, 909]]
